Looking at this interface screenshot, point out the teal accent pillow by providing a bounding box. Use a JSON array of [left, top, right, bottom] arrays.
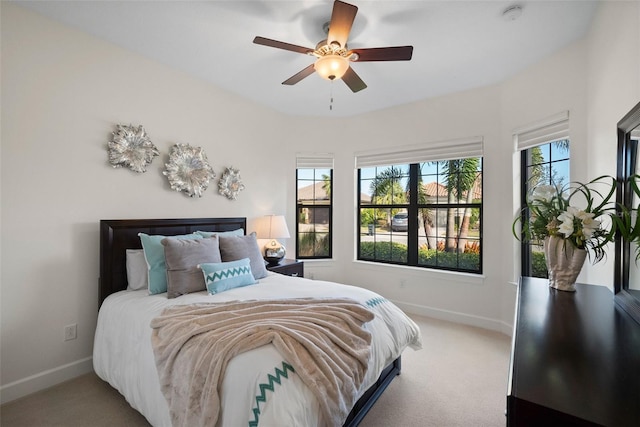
[[199, 258, 257, 295], [195, 229, 244, 238], [139, 232, 202, 295]]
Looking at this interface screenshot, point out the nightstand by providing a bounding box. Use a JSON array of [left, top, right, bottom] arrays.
[[266, 259, 304, 277]]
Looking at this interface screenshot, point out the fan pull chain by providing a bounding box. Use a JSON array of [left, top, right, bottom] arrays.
[[329, 82, 334, 111]]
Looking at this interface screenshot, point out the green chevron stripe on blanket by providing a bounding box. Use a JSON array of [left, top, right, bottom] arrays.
[[249, 361, 295, 427]]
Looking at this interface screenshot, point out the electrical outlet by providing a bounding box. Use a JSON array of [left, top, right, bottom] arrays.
[[64, 324, 77, 341]]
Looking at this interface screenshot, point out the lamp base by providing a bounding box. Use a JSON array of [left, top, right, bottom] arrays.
[[264, 242, 286, 266]]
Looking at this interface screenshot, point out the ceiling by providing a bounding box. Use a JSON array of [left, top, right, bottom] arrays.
[[13, 1, 598, 117]]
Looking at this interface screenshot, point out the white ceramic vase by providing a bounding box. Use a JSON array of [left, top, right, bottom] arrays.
[[543, 236, 587, 292]]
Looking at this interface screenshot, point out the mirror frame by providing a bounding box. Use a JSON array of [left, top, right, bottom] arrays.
[[614, 101, 640, 324]]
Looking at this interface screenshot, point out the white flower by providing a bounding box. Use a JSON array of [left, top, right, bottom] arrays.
[[557, 207, 601, 240], [557, 207, 578, 237], [531, 185, 556, 203], [577, 210, 600, 239]]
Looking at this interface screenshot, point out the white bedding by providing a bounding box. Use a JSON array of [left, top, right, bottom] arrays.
[[93, 272, 422, 427]]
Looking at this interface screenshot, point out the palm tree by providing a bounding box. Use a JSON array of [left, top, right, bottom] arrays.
[[370, 167, 405, 203], [411, 166, 436, 249], [322, 173, 331, 199], [457, 170, 481, 251], [441, 159, 480, 252], [370, 167, 407, 224], [528, 146, 545, 189]]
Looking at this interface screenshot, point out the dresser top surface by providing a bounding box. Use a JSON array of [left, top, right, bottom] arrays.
[[509, 278, 640, 426]]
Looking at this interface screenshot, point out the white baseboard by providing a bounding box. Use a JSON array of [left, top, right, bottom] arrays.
[[393, 300, 513, 336], [0, 356, 93, 405]]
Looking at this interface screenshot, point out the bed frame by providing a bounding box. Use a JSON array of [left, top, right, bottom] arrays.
[[99, 217, 401, 427]]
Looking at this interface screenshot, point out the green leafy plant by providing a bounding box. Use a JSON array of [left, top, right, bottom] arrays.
[[360, 241, 480, 272], [612, 174, 640, 262]]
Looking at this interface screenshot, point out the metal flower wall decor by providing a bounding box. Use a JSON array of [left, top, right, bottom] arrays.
[[163, 143, 216, 198], [108, 124, 159, 173], [218, 166, 245, 200]]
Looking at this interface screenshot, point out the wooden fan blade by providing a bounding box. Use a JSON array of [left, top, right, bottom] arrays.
[[253, 36, 313, 55], [342, 67, 367, 93], [282, 64, 316, 85], [351, 46, 414, 62], [327, 1, 358, 48]]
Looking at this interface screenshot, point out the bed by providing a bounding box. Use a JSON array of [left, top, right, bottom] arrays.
[[94, 217, 422, 427]]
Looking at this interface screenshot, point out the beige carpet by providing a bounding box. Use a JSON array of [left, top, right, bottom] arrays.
[[0, 315, 511, 427]]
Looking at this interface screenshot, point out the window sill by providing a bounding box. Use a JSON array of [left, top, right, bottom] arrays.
[[351, 260, 485, 284], [296, 258, 335, 265]]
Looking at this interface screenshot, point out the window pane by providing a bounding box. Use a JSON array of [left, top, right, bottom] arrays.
[[359, 207, 408, 264], [297, 167, 332, 259], [550, 140, 570, 161], [297, 169, 315, 180], [550, 159, 570, 188], [539, 143, 551, 164], [528, 242, 546, 278], [313, 168, 331, 179], [369, 165, 409, 206], [298, 206, 330, 257], [297, 169, 330, 204]]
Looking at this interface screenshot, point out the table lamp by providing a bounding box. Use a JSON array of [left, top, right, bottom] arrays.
[[255, 215, 291, 265]]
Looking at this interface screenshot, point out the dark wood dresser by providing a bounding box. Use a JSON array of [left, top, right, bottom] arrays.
[[507, 277, 640, 426]]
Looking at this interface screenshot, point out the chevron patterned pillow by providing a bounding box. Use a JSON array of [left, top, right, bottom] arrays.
[[198, 258, 257, 295]]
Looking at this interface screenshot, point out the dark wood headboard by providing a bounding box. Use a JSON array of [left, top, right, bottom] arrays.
[[99, 217, 247, 305]]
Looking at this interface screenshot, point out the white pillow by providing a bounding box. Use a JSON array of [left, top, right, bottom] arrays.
[[126, 249, 148, 291]]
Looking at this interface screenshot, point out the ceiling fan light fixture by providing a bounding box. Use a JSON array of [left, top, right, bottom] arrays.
[[314, 54, 349, 81]]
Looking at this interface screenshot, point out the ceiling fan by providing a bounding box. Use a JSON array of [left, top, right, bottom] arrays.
[[253, 0, 413, 93]]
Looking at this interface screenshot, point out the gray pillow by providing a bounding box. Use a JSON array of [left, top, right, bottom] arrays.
[[218, 232, 268, 279], [161, 236, 221, 298]]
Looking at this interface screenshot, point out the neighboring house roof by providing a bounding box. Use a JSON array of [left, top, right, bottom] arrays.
[[297, 182, 329, 202], [422, 174, 482, 200], [423, 182, 448, 197]]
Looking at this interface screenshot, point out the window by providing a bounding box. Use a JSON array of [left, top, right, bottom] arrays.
[[296, 154, 333, 259], [356, 139, 483, 274], [520, 141, 570, 277], [515, 111, 570, 278]]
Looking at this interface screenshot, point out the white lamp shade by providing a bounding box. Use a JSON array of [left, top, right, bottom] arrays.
[[255, 215, 290, 239], [314, 55, 349, 81]]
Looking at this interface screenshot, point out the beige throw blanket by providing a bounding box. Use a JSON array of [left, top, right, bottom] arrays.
[[150, 298, 374, 427]]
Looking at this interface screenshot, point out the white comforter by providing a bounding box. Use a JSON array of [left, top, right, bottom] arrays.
[[93, 273, 422, 427]]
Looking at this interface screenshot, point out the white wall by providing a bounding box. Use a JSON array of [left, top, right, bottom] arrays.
[[0, 3, 297, 402], [2, 1, 638, 404], [585, 0, 640, 286]]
